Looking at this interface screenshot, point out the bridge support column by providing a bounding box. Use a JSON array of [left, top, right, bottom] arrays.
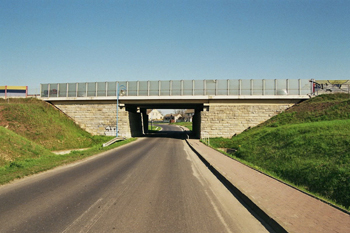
[[192, 109, 201, 139], [141, 108, 148, 134], [200, 100, 299, 138]]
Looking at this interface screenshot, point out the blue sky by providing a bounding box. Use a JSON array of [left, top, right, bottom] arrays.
[[1, 0, 349, 94]]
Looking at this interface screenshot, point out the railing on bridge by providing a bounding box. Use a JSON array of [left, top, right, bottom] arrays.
[[41, 79, 312, 98]]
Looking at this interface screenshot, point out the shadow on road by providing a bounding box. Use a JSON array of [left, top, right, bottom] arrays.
[[145, 130, 190, 140], [145, 124, 196, 139]]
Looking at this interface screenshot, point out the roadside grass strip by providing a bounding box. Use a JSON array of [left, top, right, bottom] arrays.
[[0, 136, 136, 185]]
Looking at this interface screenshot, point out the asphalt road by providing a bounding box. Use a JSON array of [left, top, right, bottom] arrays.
[[0, 125, 271, 233]]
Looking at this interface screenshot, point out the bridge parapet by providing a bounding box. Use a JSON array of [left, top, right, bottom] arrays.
[[41, 79, 312, 99]]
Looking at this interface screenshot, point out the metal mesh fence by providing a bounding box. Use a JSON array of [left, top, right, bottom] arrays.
[[41, 79, 313, 98]]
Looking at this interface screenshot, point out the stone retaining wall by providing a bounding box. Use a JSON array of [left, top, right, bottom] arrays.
[[201, 101, 298, 138], [54, 102, 132, 137]]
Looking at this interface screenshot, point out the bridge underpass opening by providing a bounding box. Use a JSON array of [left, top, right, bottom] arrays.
[[124, 103, 204, 139]]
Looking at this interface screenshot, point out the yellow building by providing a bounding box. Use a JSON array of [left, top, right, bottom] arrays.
[[0, 86, 28, 98]]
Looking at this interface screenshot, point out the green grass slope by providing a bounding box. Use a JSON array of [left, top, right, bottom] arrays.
[[0, 98, 107, 151], [0, 125, 136, 184], [0, 126, 53, 167], [262, 93, 350, 127], [171, 122, 193, 131], [0, 126, 56, 183], [210, 93, 350, 210], [0, 98, 136, 184]]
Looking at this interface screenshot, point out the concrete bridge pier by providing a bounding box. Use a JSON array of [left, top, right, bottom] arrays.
[[192, 109, 202, 139], [141, 108, 148, 135]]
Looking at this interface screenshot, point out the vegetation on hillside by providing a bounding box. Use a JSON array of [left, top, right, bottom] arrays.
[[170, 121, 193, 131], [0, 126, 136, 184], [148, 124, 161, 131], [0, 98, 106, 151], [0, 98, 135, 184], [0, 126, 53, 167], [209, 93, 350, 210], [261, 93, 350, 127]]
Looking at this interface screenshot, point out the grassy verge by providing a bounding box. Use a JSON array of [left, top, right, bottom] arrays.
[[0, 136, 137, 185], [0, 98, 101, 151], [208, 94, 350, 211], [148, 125, 161, 131], [203, 141, 348, 211], [170, 122, 193, 131], [0, 98, 138, 185]]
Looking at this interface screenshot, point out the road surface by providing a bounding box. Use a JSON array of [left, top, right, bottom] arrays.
[[0, 125, 272, 232]]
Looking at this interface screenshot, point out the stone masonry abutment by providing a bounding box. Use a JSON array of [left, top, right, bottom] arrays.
[[200, 99, 300, 138], [52, 101, 138, 138]]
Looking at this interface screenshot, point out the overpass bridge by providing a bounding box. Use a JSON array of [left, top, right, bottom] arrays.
[[41, 79, 313, 138]]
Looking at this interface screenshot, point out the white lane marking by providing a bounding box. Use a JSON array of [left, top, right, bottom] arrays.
[[62, 198, 103, 233], [204, 189, 233, 233], [183, 141, 233, 233], [77, 198, 116, 233], [61, 197, 116, 233]]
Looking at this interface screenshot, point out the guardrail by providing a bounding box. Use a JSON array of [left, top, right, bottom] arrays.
[[41, 79, 312, 98], [102, 137, 126, 147]]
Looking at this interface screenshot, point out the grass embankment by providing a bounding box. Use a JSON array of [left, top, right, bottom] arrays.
[[0, 98, 107, 151], [171, 122, 193, 131], [148, 125, 161, 131], [209, 93, 350, 210], [0, 98, 136, 184]]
